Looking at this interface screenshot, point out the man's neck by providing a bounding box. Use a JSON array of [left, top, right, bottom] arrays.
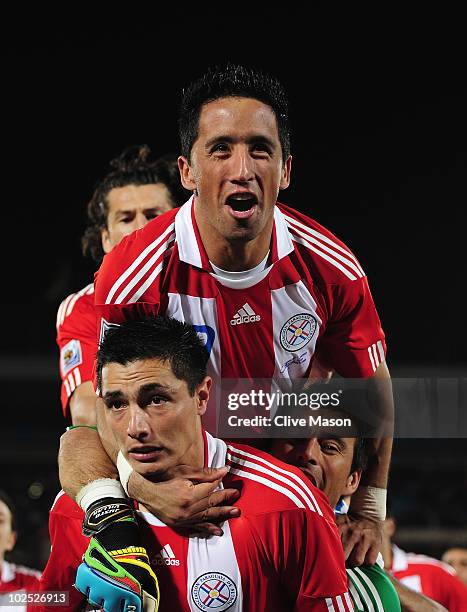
[[194, 201, 273, 271]]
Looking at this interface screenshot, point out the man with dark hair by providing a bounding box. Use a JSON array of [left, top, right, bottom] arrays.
[[43, 317, 351, 611], [0, 490, 41, 608], [59, 64, 393, 606], [57, 145, 190, 425]]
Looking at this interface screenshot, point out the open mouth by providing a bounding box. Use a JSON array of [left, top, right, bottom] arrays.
[[225, 193, 258, 218]]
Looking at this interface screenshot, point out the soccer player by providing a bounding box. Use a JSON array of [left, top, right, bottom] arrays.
[[58, 63, 393, 592], [0, 490, 41, 610], [442, 547, 467, 585], [271, 433, 452, 611], [56, 145, 190, 425], [381, 515, 467, 610], [41, 317, 352, 611]]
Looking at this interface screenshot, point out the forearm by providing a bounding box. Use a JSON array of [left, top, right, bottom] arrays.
[[360, 361, 394, 488], [69, 381, 98, 426], [389, 574, 448, 612], [58, 427, 118, 500]]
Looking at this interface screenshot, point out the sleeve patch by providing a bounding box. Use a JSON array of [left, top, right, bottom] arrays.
[[60, 339, 83, 375]]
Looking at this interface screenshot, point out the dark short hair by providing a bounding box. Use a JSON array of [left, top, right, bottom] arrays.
[[82, 146, 190, 264], [0, 489, 17, 532], [97, 317, 209, 395], [179, 63, 290, 163]]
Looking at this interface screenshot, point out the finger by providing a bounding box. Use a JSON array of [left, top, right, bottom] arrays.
[[188, 479, 224, 503], [189, 523, 224, 537], [341, 529, 362, 561], [347, 534, 373, 567], [363, 540, 380, 566], [171, 465, 229, 482], [187, 488, 240, 514]]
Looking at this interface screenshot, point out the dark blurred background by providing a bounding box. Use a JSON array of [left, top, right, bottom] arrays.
[[1, 12, 466, 570]]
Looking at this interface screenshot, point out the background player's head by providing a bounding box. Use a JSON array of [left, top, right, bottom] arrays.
[[82, 145, 190, 263], [441, 548, 467, 585], [178, 64, 292, 252], [96, 317, 211, 479], [0, 490, 17, 563], [271, 432, 367, 509]]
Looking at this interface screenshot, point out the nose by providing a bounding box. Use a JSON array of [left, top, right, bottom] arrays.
[[134, 212, 148, 231], [230, 146, 255, 183], [299, 438, 320, 464], [127, 406, 150, 441]]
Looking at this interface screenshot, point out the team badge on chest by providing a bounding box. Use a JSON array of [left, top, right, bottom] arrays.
[[280, 313, 317, 352], [191, 572, 237, 611]]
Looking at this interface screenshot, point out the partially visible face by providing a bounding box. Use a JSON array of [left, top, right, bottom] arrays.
[[442, 548, 467, 585], [179, 96, 291, 245], [0, 500, 16, 560], [271, 437, 360, 508], [101, 183, 174, 254], [100, 358, 210, 479]]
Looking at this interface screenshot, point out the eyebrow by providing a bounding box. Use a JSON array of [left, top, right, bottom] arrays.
[[113, 207, 161, 217], [102, 383, 175, 404], [204, 134, 277, 150]]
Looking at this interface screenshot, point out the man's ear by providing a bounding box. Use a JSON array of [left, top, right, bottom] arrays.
[[178, 156, 197, 192], [101, 228, 112, 255], [279, 155, 292, 190], [196, 376, 212, 416], [343, 469, 362, 497]]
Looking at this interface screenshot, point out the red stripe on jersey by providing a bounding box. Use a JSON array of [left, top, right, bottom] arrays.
[[227, 444, 323, 515]]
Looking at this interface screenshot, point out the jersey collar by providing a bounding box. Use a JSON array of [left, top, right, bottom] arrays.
[[175, 197, 294, 271], [0, 560, 15, 583]]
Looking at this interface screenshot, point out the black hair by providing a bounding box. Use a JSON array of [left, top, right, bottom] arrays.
[[97, 317, 209, 396], [179, 63, 290, 163], [82, 146, 190, 264], [0, 489, 17, 532]]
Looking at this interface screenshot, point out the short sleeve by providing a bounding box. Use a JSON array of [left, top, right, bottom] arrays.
[[56, 286, 97, 417], [316, 276, 386, 378]]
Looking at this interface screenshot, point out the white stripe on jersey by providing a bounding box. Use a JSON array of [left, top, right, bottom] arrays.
[[347, 581, 363, 610], [347, 569, 375, 611], [290, 233, 359, 281], [114, 233, 175, 305], [368, 346, 376, 372], [227, 451, 319, 514], [283, 213, 365, 276], [336, 595, 346, 612], [67, 373, 76, 393], [128, 258, 166, 304], [376, 340, 385, 364], [353, 568, 384, 612], [64, 378, 71, 398], [105, 223, 175, 304], [228, 466, 309, 509], [56, 293, 75, 329], [286, 220, 364, 279], [187, 512, 243, 611], [371, 343, 380, 369], [228, 444, 323, 515], [344, 591, 355, 611], [65, 284, 94, 318], [73, 368, 81, 387]]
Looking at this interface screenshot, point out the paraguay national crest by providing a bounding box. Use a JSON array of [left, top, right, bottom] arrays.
[[191, 572, 237, 611], [280, 313, 318, 352]]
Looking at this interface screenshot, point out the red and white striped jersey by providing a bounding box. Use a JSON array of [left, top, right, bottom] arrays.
[[40, 433, 353, 611], [56, 284, 95, 416], [95, 198, 386, 385], [390, 544, 467, 611], [0, 560, 41, 611]]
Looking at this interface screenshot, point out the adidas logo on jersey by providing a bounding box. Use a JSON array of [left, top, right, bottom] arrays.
[[154, 543, 180, 566], [230, 303, 261, 326]]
